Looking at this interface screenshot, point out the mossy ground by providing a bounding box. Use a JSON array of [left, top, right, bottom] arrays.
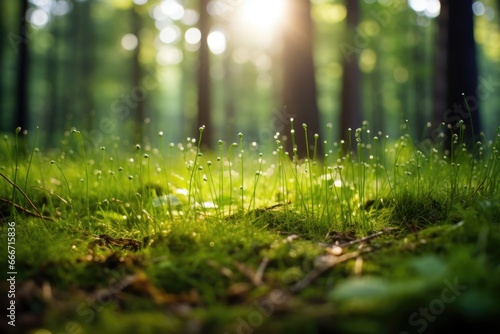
[[1, 126, 500, 333]]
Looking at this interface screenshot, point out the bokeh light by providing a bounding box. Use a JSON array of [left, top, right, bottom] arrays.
[[28, 8, 50, 28], [161, 0, 185, 21], [121, 34, 139, 51], [185, 28, 201, 45], [159, 25, 181, 44], [360, 49, 377, 73], [238, 0, 285, 32], [157, 45, 183, 65], [207, 30, 226, 55], [52, 0, 71, 16], [408, 0, 440, 18], [181, 9, 199, 25], [394, 67, 409, 83], [472, 1, 486, 16]]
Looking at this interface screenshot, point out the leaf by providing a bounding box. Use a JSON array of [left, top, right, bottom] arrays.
[[329, 276, 431, 306], [407, 255, 446, 277]]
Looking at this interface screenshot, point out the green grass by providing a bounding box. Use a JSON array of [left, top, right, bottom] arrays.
[[1, 121, 500, 333]]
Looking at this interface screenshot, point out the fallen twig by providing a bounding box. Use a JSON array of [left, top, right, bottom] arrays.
[[0, 198, 54, 221], [290, 247, 374, 293], [233, 257, 269, 286], [254, 257, 269, 285], [336, 227, 396, 248], [0, 172, 50, 230]]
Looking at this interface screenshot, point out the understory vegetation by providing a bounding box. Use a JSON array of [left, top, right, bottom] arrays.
[[1, 121, 500, 334]]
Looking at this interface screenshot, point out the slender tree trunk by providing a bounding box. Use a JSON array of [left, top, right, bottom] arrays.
[[223, 49, 236, 144], [432, 0, 481, 152], [180, 55, 192, 140], [0, 3, 5, 131], [132, 5, 144, 144], [339, 0, 362, 153], [197, 0, 212, 148], [82, 0, 95, 133], [372, 68, 384, 135], [46, 17, 62, 147], [446, 0, 481, 148], [15, 0, 29, 130], [371, 40, 384, 136], [431, 0, 449, 143], [282, 0, 322, 158], [68, 4, 80, 128], [412, 25, 426, 139]]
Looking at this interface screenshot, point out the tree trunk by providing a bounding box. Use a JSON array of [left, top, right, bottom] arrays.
[[432, 0, 481, 152], [282, 0, 322, 158], [412, 25, 427, 140], [82, 0, 95, 133], [132, 5, 145, 144], [197, 0, 212, 148], [430, 0, 448, 143], [223, 48, 236, 144], [0, 3, 5, 131], [446, 0, 481, 148], [371, 39, 384, 136], [339, 0, 362, 153], [15, 0, 29, 131], [46, 17, 62, 147]]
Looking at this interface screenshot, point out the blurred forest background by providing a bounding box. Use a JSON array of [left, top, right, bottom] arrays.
[[1, 0, 499, 153]]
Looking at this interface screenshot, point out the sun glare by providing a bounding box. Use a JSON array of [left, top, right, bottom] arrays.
[[238, 0, 285, 32]]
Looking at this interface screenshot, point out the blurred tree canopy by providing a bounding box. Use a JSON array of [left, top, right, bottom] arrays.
[[1, 0, 499, 151]]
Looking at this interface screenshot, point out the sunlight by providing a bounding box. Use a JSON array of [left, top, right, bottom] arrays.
[[207, 30, 226, 55], [238, 0, 285, 32], [408, 0, 440, 18], [161, 0, 184, 21], [121, 33, 138, 51], [28, 8, 49, 29]]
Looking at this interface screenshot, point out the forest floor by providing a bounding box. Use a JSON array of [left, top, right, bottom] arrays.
[[1, 127, 500, 334]]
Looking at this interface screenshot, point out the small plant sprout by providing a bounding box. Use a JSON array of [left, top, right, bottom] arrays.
[[239, 132, 244, 212], [186, 125, 205, 218]]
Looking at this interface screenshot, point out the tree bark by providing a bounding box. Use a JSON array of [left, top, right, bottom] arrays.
[[339, 0, 362, 153], [430, 0, 448, 143], [0, 2, 5, 131], [46, 17, 62, 147], [432, 0, 481, 152], [132, 5, 144, 144], [15, 0, 29, 131], [197, 0, 212, 148], [82, 0, 95, 133], [282, 0, 322, 158]]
